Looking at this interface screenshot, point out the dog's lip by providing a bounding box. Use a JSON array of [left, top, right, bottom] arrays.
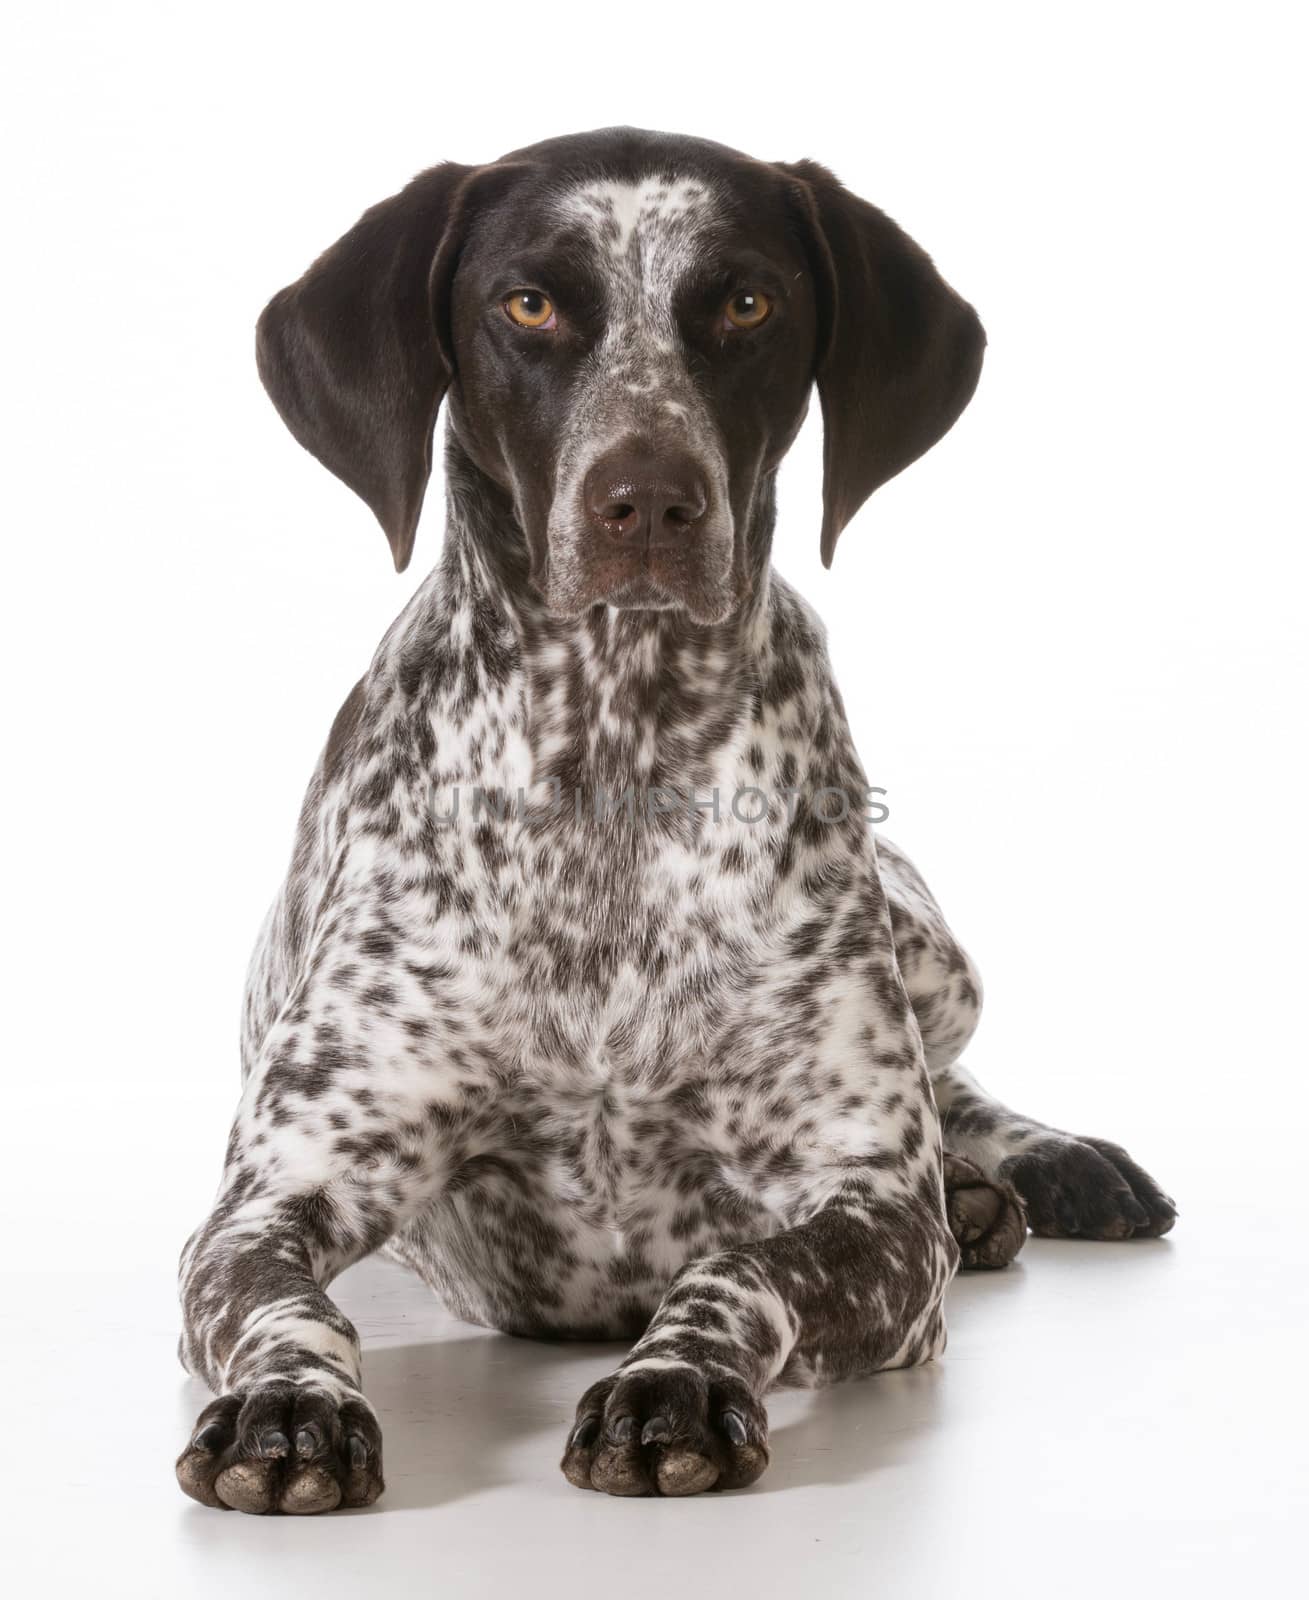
[[531, 565, 686, 619], [586, 563, 740, 626], [590, 571, 686, 611], [581, 544, 700, 596], [535, 525, 737, 620]]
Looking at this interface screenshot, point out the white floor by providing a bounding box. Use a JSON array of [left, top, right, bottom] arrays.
[[8, 1192, 1300, 1599]]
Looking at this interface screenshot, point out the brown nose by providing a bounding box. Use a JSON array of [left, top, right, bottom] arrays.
[[584, 453, 709, 549]]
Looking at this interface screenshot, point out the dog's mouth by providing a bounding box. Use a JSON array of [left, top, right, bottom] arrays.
[[595, 570, 688, 613], [593, 542, 713, 608], [538, 535, 739, 624]]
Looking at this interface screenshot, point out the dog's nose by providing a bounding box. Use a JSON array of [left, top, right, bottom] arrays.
[[584, 453, 709, 548]]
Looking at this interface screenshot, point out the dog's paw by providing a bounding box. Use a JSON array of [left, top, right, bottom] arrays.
[[943, 1151, 1028, 1268], [176, 1384, 383, 1514], [561, 1366, 769, 1497], [1003, 1134, 1177, 1240]]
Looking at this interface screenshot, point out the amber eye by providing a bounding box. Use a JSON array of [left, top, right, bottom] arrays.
[[724, 290, 773, 331], [503, 290, 556, 329]]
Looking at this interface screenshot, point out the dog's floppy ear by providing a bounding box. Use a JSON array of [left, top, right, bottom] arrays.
[[777, 160, 986, 567], [256, 161, 513, 571]]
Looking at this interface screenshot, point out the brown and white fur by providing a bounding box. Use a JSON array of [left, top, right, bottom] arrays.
[[176, 128, 1175, 1514]]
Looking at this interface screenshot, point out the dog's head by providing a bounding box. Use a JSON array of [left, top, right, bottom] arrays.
[[257, 128, 984, 622]]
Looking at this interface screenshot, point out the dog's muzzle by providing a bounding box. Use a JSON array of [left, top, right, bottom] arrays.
[[564, 443, 731, 616]]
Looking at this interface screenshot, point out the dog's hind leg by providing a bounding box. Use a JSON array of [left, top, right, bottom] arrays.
[[875, 839, 1024, 1264], [934, 1060, 1177, 1241], [880, 836, 1176, 1243]]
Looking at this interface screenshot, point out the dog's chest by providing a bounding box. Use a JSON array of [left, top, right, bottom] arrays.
[[411, 651, 781, 1080], [384, 724, 812, 1329], [472, 785, 767, 1084], [331, 592, 888, 1297], [290, 594, 895, 1332]]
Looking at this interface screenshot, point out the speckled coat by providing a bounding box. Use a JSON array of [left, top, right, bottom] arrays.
[[176, 128, 1175, 1515]]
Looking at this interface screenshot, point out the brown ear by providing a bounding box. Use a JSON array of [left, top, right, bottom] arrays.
[[255, 161, 512, 571], [778, 160, 986, 567]]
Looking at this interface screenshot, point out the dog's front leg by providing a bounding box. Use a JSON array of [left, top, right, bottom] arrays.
[[174, 1008, 460, 1514], [561, 1174, 956, 1497]]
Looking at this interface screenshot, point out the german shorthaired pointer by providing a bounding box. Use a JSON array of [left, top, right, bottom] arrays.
[[175, 127, 1176, 1513]]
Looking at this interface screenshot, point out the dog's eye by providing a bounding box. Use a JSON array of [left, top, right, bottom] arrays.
[[503, 290, 557, 330], [723, 290, 773, 331]]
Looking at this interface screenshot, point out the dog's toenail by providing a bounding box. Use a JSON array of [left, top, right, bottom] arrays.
[[193, 1423, 226, 1452], [569, 1416, 600, 1449], [347, 1434, 369, 1470], [609, 1415, 636, 1443], [721, 1410, 748, 1445], [641, 1416, 671, 1444], [259, 1430, 290, 1458], [295, 1428, 319, 1459]]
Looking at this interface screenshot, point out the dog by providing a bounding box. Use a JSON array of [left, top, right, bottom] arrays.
[[175, 127, 1176, 1513]]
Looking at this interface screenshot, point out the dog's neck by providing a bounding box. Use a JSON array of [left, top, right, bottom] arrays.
[[426, 436, 780, 782]]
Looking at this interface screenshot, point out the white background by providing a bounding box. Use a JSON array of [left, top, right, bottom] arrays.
[[3, 2, 1304, 1594]]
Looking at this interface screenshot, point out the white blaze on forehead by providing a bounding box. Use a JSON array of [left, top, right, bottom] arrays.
[[554, 175, 722, 328], [557, 176, 720, 255]]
